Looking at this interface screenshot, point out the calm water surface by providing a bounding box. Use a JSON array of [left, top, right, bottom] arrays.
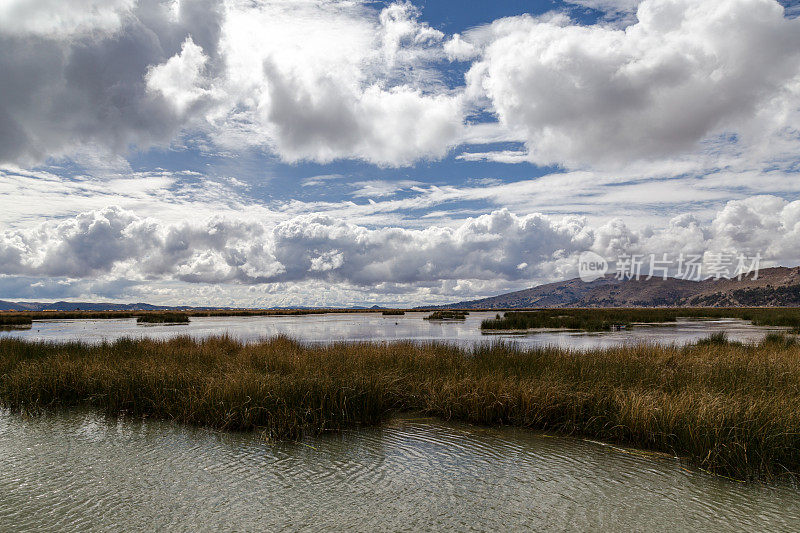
[[1, 410, 799, 532], [0, 312, 788, 348]]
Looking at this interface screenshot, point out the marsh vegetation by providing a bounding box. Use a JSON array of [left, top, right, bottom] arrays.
[[424, 310, 468, 320], [0, 315, 32, 327], [481, 307, 800, 332], [2, 334, 800, 481], [136, 313, 190, 324]]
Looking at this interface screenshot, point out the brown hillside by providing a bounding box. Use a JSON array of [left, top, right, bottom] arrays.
[[435, 267, 800, 309]]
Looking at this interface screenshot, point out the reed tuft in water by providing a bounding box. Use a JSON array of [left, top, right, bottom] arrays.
[[2, 335, 800, 481], [424, 311, 468, 320], [0, 315, 32, 326], [693, 331, 741, 347], [136, 313, 190, 324]]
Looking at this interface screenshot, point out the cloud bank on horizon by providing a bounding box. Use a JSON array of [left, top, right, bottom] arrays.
[[0, 0, 799, 306]]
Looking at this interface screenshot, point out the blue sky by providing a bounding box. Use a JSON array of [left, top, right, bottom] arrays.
[[1, 0, 800, 307], [114, 0, 600, 216]]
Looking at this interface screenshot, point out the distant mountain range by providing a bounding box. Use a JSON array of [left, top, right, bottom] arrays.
[[428, 266, 800, 309], [0, 301, 214, 312], [4, 267, 800, 311], [0, 300, 387, 312]]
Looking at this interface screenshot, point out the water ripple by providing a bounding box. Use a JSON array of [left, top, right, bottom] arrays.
[[1, 409, 799, 532]]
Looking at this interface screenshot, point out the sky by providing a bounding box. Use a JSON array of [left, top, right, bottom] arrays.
[[1, 0, 800, 307]]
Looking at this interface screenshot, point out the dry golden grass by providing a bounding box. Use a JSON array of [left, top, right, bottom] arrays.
[[2, 335, 800, 480]]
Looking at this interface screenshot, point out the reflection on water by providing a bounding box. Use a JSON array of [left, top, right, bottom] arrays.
[[1, 409, 798, 532], [0, 312, 789, 348]]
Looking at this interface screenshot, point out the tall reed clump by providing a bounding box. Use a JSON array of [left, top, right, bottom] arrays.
[[136, 313, 190, 324], [2, 335, 800, 481], [0, 315, 33, 326], [694, 332, 740, 347], [481, 309, 651, 331], [424, 311, 468, 320]]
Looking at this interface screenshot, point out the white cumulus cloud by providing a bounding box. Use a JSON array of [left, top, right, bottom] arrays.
[[2, 0, 800, 171], [146, 36, 210, 115], [0, 0, 136, 37], [2, 196, 798, 301], [465, 0, 800, 167]]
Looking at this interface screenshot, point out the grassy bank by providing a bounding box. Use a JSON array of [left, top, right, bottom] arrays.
[[2, 335, 800, 481], [482, 307, 800, 332]]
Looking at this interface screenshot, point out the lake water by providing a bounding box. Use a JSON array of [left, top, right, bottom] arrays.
[[3, 313, 797, 531], [0, 312, 789, 348], [1, 409, 799, 532]]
